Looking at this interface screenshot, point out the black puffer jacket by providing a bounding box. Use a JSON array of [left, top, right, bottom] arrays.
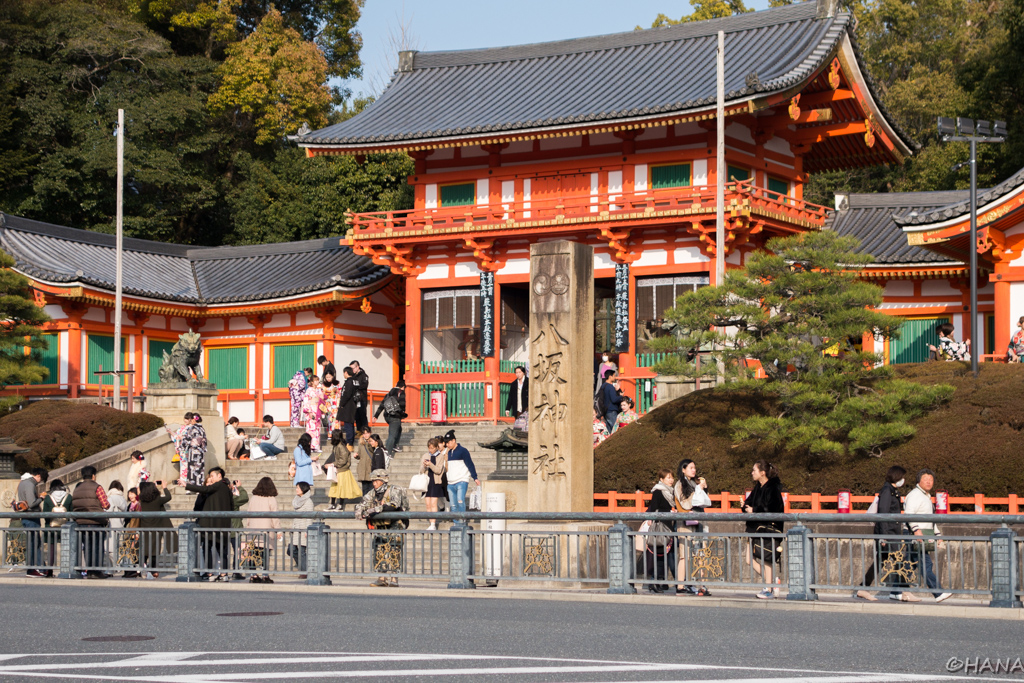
[[743, 476, 784, 533], [874, 482, 904, 537]]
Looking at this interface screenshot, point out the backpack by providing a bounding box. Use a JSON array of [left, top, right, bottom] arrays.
[[49, 491, 68, 526], [382, 392, 402, 416], [594, 384, 607, 415]]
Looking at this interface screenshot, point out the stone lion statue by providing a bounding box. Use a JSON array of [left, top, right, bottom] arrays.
[[158, 330, 204, 383]]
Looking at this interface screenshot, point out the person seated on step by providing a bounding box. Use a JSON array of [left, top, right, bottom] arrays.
[[252, 415, 285, 460], [225, 417, 246, 460]]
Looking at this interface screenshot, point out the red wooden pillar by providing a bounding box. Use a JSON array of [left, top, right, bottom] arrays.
[[405, 276, 423, 419], [993, 266, 1011, 355], [248, 315, 267, 423]]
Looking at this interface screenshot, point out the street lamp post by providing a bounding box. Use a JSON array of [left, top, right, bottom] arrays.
[[937, 117, 1007, 377]]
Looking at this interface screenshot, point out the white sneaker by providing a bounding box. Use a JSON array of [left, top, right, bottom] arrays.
[[890, 592, 921, 602], [935, 592, 953, 603], [755, 589, 774, 600], [426, 524, 436, 531]]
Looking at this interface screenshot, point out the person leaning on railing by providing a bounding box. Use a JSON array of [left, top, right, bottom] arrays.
[[743, 460, 784, 600], [138, 481, 174, 580]]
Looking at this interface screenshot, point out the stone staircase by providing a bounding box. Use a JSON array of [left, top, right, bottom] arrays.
[[166, 423, 508, 515]]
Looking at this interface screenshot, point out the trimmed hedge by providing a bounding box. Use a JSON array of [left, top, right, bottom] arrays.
[[0, 401, 164, 473], [595, 362, 1024, 498]]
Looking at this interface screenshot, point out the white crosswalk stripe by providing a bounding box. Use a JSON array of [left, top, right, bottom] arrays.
[[0, 652, 1014, 683]]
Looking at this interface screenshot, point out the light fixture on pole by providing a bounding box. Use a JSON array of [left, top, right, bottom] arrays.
[[937, 116, 1008, 378]]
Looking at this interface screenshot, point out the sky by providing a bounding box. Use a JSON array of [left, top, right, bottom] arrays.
[[343, 0, 774, 98]]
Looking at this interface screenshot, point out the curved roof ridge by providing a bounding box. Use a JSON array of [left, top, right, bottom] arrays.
[[894, 166, 1024, 226], [844, 189, 971, 209], [412, 3, 818, 69]]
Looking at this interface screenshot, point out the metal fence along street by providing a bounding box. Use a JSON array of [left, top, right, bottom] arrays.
[[2, 510, 1022, 607]]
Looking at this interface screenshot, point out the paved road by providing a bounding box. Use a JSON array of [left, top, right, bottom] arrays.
[[2, 584, 1023, 682]]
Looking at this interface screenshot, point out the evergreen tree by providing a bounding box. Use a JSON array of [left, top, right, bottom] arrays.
[[0, 250, 52, 400], [648, 231, 953, 459]]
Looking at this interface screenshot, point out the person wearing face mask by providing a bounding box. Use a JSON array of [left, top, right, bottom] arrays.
[[595, 353, 617, 393], [856, 466, 915, 602]]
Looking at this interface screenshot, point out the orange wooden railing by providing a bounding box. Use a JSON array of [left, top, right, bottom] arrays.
[[346, 179, 830, 236], [594, 491, 1021, 514]]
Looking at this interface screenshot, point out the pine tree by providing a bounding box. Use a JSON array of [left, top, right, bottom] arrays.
[[0, 250, 52, 400], [648, 231, 953, 459]]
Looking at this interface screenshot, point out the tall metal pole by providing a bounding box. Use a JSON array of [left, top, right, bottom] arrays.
[[715, 30, 725, 286], [114, 109, 124, 408], [969, 138, 979, 378]]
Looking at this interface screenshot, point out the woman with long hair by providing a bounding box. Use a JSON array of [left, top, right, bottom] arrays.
[[743, 460, 784, 599], [674, 459, 711, 596], [293, 432, 316, 487], [327, 429, 361, 510], [138, 481, 175, 580], [244, 477, 281, 583], [368, 434, 387, 472], [641, 468, 676, 593], [420, 437, 448, 530]]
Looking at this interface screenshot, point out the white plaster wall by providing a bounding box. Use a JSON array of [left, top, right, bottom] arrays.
[[169, 318, 189, 331], [674, 247, 706, 264], [262, 344, 270, 390], [228, 399, 255, 424], [58, 331, 69, 385], [82, 307, 106, 323], [266, 314, 290, 328], [884, 281, 914, 297], [634, 249, 667, 267], [248, 343, 256, 391], [334, 328, 393, 341], [1010, 283, 1024, 340], [726, 250, 742, 265], [337, 309, 389, 329], [502, 259, 530, 275], [594, 252, 615, 271], [726, 122, 754, 144], [693, 159, 708, 186], [764, 137, 794, 157], [149, 315, 167, 329], [228, 317, 253, 330], [454, 262, 481, 278], [476, 178, 489, 206], [539, 137, 581, 150], [335, 343, 393, 391], [44, 304, 66, 320], [263, 399, 290, 424], [418, 263, 449, 280], [634, 164, 648, 192], [295, 311, 318, 326], [203, 318, 225, 332], [921, 280, 959, 296], [425, 184, 438, 209]]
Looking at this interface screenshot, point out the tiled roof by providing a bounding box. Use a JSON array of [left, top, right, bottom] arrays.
[[0, 214, 389, 305], [893, 167, 1024, 226], [828, 191, 969, 264], [299, 3, 891, 147]]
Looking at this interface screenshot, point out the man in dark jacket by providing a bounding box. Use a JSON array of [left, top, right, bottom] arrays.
[[374, 380, 406, 453], [317, 355, 336, 383], [72, 465, 109, 579], [336, 367, 358, 446], [599, 370, 623, 432], [184, 467, 233, 579], [348, 360, 370, 432], [18, 468, 47, 577], [505, 366, 529, 418]]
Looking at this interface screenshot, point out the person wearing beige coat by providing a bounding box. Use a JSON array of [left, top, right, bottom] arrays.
[[243, 477, 281, 584]]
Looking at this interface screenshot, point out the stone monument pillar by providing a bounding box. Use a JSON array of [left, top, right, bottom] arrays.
[[527, 241, 594, 513], [144, 331, 225, 469]]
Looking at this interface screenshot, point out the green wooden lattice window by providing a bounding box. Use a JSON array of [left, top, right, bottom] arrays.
[[148, 340, 175, 385], [440, 182, 476, 207], [207, 346, 248, 390], [88, 335, 126, 386], [273, 344, 315, 389], [726, 165, 750, 182], [888, 317, 949, 364], [651, 164, 691, 189], [767, 176, 789, 195], [30, 334, 59, 385]]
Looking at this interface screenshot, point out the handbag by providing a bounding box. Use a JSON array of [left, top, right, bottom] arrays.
[[638, 519, 672, 550], [920, 528, 937, 552], [408, 473, 429, 493]]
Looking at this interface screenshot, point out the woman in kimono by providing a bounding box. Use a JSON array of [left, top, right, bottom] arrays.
[[322, 372, 341, 433], [288, 369, 308, 427], [302, 375, 326, 452], [180, 415, 208, 487]]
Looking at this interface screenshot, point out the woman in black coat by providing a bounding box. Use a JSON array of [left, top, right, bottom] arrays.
[[138, 481, 176, 578], [336, 369, 358, 446], [856, 465, 911, 602], [640, 468, 677, 593], [743, 460, 784, 599]]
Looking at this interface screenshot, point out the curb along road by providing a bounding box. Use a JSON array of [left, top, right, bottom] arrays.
[[1, 577, 1019, 621]]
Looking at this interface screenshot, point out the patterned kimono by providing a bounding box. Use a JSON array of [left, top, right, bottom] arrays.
[[172, 423, 189, 464], [322, 382, 341, 431], [288, 371, 308, 427], [302, 384, 325, 451], [355, 484, 410, 576], [1009, 330, 1024, 361], [181, 423, 208, 486]]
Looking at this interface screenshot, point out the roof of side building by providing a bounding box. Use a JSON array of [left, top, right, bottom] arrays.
[[828, 191, 969, 264], [0, 213, 390, 305]]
